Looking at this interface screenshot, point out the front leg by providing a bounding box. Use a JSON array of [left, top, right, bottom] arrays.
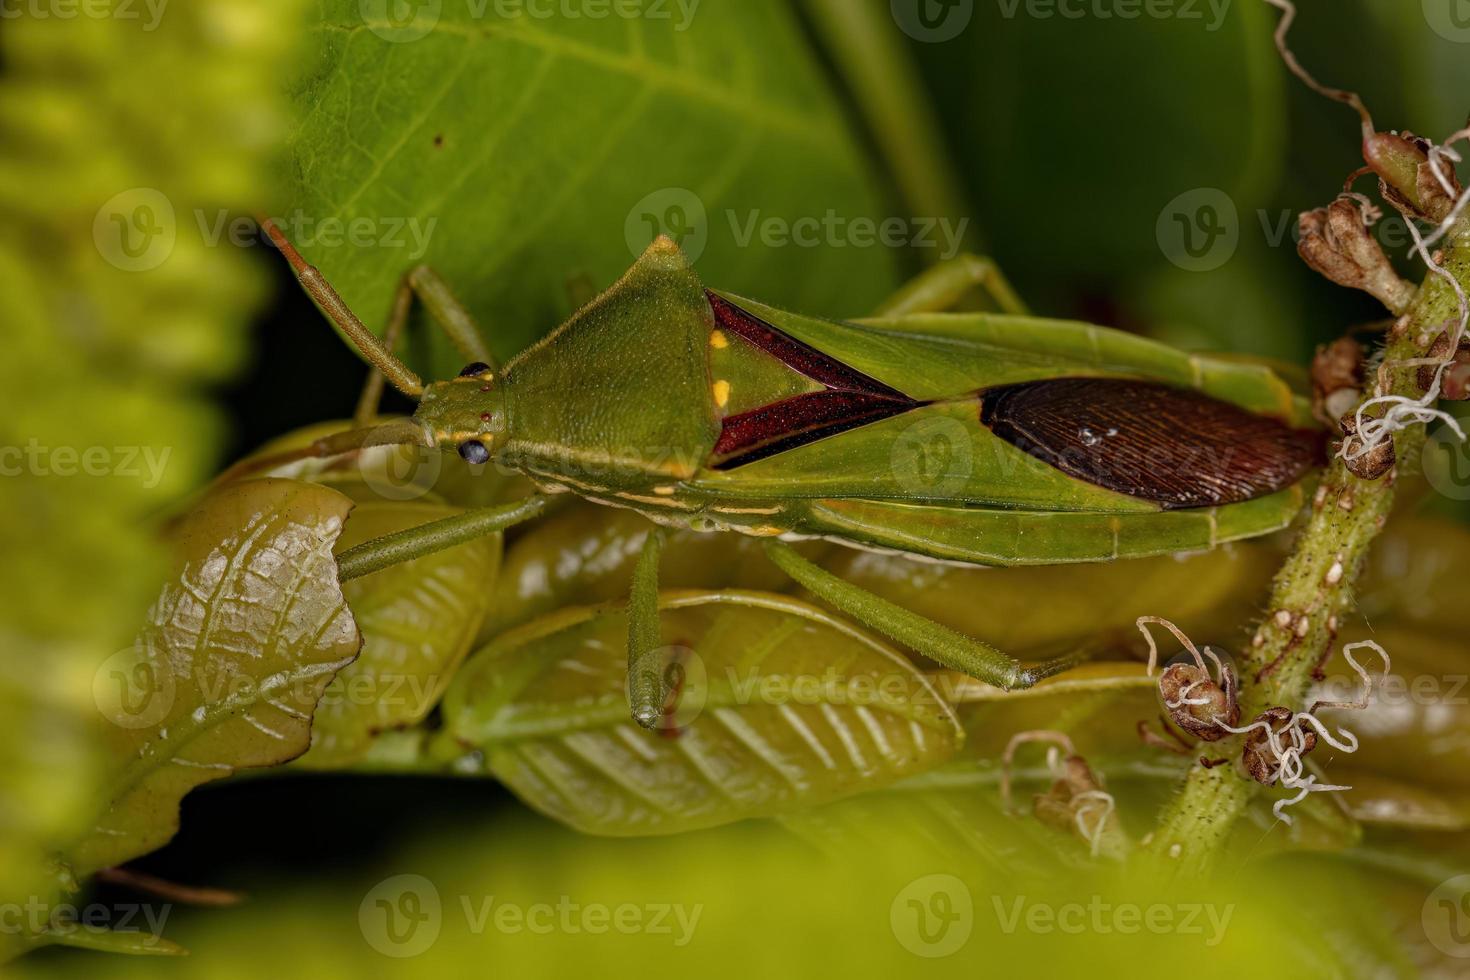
[[356, 265, 497, 426]]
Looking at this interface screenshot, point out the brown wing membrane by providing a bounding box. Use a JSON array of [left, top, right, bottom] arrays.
[[979, 377, 1323, 509]]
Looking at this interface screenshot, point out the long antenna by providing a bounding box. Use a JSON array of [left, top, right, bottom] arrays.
[[257, 215, 425, 399]]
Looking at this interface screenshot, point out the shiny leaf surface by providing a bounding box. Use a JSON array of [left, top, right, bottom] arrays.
[[299, 494, 499, 768], [444, 591, 963, 835], [71, 480, 360, 875]]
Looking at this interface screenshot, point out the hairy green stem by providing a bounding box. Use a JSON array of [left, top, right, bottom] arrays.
[[1148, 241, 1470, 873]]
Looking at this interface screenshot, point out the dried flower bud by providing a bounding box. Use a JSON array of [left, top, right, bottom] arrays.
[[1031, 755, 1127, 860], [1241, 707, 1318, 785], [1417, 329, 1470, 400], [1340, 414, 1395, 480], [1364, 132, 1462, 224], [1031, 756, 1095, 825], [1297, 198, 1416, 313], [1158, 661, 1239, 741], [1311, 337, 1366, 425]]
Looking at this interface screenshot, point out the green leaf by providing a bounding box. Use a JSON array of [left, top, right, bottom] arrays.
[[70, 479, 361, 876], [918, 1, 1283, 287], [33, 928, 187, 959], [487, 501, 787, 636], [289, 0, 901, 378], [443, 591, 963, 835], [1359, 513, 1470, 636], [1361, 0, 1470, 138], [1318, 623, 1470, 825], [297, 492, 500, 769], [0, 0, 305, 955], [1337, 770, 1470, 831]]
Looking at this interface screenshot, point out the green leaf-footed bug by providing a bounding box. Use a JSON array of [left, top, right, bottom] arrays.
[[246, 219, 1322, 728]]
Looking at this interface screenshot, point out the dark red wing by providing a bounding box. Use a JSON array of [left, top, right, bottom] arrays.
[[707, 293, 921, 469]]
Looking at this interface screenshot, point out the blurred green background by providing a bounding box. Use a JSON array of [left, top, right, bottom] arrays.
[[4, 0, 1470, 976]]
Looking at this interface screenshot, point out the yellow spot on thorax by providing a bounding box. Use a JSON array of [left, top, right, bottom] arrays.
[[710, 330, 728, 349], [712, 379, 731, 408]]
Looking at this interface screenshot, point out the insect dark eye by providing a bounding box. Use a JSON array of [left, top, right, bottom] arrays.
[[458, 362, 492, 378], [458, 440, 490, 465]]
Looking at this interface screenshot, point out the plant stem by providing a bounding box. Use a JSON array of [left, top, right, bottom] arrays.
[[1147, 240, 1470, 874], [799, 0, 978, 256]]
